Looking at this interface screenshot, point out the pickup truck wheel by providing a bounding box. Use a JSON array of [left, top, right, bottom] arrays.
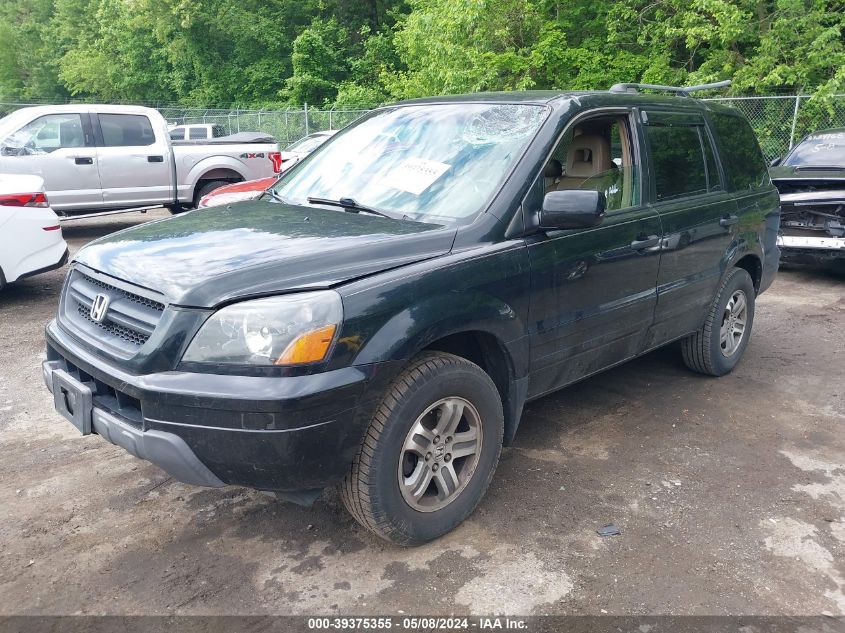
[[340, 352, 504, 546], [681, 267, 755, 376], [193, 180, 230, 208]]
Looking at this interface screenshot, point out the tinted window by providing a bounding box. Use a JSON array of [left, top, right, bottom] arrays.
[[98, 114, 155, 147], [710, 113, 769, 190], [784, 130, 845, 167], [646, 123, 707, 200], [188, 127, 208, 140], [169, 128, 185, 140], [1, 113, 85, 155]]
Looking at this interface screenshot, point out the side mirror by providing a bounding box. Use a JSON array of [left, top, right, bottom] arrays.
[[540, 190, 606, 230], [769, 156, 782, 167]]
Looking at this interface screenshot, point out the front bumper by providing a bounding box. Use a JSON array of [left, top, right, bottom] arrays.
[[777, 234, 845, 268], [44, 319, 397, 492]]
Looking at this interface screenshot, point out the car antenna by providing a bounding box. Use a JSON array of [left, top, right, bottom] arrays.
[[608, 80, 732, 97]]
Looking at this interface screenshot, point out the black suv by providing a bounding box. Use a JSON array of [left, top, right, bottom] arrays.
[[43, 87, 780, 545]]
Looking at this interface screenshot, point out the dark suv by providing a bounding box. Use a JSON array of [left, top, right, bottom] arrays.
[[43, 87, 780, 545]]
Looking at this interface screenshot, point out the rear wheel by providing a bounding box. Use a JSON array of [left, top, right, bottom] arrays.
[[681, 267, 755, 376], [340, 352, 503, 546], [193, 180, 231, 208]]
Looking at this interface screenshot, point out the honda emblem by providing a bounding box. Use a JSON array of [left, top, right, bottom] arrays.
[[90, 293, 110, 323]]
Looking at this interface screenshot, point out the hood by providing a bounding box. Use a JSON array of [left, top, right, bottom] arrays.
[[770, 165, 845, 199], [770, 165, 845, 181], [74, 201, 455, 308]]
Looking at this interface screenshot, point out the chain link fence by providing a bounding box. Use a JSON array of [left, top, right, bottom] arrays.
[[156, 106, 369, 146], [3, 97, 845, 158], [702, 95, 845, 161]]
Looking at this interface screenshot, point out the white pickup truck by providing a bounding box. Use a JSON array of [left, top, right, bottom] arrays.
[[0, 104, 282, 215]]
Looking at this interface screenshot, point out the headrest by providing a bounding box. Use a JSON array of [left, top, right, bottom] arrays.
[[544, 158, 562, 178], [566, 134, 612, 178]]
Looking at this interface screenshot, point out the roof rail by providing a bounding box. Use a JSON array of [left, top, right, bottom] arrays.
[[608, 80, 731, 97]]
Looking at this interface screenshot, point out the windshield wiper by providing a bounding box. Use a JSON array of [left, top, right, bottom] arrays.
[[265, 188, 288, 204], [307, 196, 398, 219]]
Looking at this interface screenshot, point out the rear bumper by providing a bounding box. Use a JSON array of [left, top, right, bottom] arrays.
[[44, 319, 398, 492], [18, 246, 69, 281], [7, 239, 67, 283], [759, 243, 781, 294]]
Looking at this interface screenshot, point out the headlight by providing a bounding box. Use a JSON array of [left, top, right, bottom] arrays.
[[183, 291, 343, 366]]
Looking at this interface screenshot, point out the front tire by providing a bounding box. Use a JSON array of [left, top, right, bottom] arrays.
[[340, 352, 504, 546], [681, 267, 755, 376]]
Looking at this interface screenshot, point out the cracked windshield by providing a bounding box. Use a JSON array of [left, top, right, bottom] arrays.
[[272, 103, 547, 222]]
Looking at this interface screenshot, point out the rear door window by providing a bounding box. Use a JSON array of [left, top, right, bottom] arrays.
[[644, 112, 723, 201], [188, 127, 208, 140], [98, 114, 156, 147]]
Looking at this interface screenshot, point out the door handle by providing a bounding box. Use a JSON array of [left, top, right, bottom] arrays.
[[719, 215, 739, 228], [74, 157, 93, 165], [630, 235, 660, 250], [147, 155, 164, 163]]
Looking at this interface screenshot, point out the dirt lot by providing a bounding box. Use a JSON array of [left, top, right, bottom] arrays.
[[0, 209, 843, 616]]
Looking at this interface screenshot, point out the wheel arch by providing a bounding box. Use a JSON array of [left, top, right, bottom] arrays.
[[184, 157, 250, 200], [350, 298, 530, 446], [733, 253, 762, 293]]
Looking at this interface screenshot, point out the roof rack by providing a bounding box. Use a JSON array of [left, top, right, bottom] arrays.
[[608, 80, 731, 97]]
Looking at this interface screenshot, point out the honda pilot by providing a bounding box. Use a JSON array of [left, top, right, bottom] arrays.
[[43, 86, 780, 545]]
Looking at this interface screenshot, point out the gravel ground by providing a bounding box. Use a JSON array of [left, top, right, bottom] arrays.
[[0, 209, 843, 617]]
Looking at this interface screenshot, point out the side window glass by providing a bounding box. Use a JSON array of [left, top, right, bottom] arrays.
[[169, 128, 185, 141], [710, 113, 769, 191], [188, 127, 207, 140], [646, 124, 707, 200], [98, 114, 155, 147], [537, 115, 640, 214], [1, 113, 85, 155]]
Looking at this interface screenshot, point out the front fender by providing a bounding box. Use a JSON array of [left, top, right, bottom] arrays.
[[334, 242, 531, 377], [351, 290, 526, 368]]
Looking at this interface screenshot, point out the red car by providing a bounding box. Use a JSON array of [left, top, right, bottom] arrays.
[[198, 130, 338, 208], [197, 176, 278, 208]]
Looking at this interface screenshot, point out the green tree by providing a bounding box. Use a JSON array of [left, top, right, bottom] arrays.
[[385, 0, 543, 98]]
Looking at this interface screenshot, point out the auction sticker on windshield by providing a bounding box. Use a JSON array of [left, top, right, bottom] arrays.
[[383, 157, 451, 195]]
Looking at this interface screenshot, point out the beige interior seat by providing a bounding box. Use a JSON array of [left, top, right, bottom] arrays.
[[557, 134, 614, 190]]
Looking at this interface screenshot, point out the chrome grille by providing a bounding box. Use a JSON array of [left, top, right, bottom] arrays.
[[60, 268, 166, 357]]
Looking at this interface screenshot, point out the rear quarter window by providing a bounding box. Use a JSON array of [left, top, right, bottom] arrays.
[[710, 112, 770, 191]]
